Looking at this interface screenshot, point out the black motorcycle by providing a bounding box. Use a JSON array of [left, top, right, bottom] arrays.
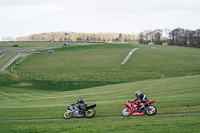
[[63, 103, 96, 119]]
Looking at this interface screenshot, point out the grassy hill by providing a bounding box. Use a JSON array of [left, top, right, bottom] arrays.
[[14, 44, 200, 80], [9, 43, 200, 91], [0, 73, 200, 120], [0, 74, 200, 132]]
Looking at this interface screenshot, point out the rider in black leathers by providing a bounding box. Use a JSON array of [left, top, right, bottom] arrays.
[[71, 97, 87, 114], [132, 91, 149, 109]]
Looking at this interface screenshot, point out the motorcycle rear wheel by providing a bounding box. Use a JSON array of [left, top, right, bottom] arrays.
[[121, 108, 131, 117], [85, 109, 96, 118], [63, 111, 72, 119], [145, 105, 157, 116]]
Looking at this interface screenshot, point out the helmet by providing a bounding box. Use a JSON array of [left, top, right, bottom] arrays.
[[77, 97, 83, 103], [135, 91, 141, 97]]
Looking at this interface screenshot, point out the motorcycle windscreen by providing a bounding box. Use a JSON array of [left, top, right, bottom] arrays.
[[87, 104, 96, 109], [68, 105, 73, 110]]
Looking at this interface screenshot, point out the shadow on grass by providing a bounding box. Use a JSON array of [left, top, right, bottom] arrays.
[[0, 73, 122, 91], [29, 80, 122, 91]]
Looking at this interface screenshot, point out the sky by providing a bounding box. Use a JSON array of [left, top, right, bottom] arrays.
[[0, 0, 200, 40]]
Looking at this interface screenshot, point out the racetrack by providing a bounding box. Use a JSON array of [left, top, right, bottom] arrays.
[[0, 46, 62, 72], [1, 113, 199, 122], [0, 53, 22, 72], [0, 49, 25, 57]]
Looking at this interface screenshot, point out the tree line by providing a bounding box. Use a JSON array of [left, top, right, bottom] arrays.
[[138, 29, 165, 45], [138, 28, 200, 48], [3, 28, 200, 48], [15, 32, 138, 43], [168, 28, 200, 48]]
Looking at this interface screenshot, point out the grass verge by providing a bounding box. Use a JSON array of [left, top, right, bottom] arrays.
[[0, 115, 199, 133]]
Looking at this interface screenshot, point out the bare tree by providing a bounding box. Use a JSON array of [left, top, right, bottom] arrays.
[[139, 30, 150, 44], [193, 29, 200, 47], [153, 29, 163, 44], [169, 28, 200, 48], [169, 28, 185, 46], [16, 32, 138, 43]]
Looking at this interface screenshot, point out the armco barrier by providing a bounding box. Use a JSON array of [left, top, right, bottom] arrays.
[[0, 53, 22, 72]]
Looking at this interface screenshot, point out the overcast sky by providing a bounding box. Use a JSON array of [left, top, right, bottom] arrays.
[[0, 0, 200, 40]]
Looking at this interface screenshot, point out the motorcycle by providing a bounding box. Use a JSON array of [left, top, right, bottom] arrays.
[[121, 100, 157, 117], [63, 103, 96, 119]]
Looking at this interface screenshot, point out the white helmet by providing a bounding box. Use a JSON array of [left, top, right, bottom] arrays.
[[135, 91, 141, 97]]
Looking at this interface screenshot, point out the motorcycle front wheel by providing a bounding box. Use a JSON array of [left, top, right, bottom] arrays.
[[63, 111, 72, 119], [85, 109, 96, 118], [121, 108, 131, 117]]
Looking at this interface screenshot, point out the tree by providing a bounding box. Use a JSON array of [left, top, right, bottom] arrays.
[[77, 37, 83, 42], [138, 30, 150, 44], [169, 28, 185, 46], [118, 33, 123, 42], [169, 28, 200, 48], [193, 29, 200, 47], [153, 29, 163, 44]]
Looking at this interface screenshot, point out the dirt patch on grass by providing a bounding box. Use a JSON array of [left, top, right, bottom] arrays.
[[12, 82, 33, 87], [1, 70, 19, 80], [20, 53, 30, 57]]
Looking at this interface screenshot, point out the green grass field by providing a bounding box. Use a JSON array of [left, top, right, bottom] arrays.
[[1, 115, 199, 133], [0, 74, 200, 120], [0, 43, 200, 132], [0, 74, 200, 132], [10, 43, 200, 91], [13, 44, 200, 81]]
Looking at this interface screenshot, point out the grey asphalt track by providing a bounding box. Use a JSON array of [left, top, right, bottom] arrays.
[[0, 49, 25, 57], [0, 46, 63, 57], [0, 47, 62, 72], [0, 113, 199, 122]]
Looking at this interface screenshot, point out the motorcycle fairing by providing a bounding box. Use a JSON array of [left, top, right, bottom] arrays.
[[87, 104, 96, 109], [146, 100, 155, 104], [125, 100, 155, 116]]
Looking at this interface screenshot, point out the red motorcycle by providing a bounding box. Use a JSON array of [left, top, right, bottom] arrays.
[[121, 100, 157, 117]]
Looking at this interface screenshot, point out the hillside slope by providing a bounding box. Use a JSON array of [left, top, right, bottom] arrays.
[[0, 74, 199, 120], [13, 44, 200, 82]]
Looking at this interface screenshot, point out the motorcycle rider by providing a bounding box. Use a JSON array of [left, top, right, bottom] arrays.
[[71, 97, 87, 114], [131, 91, 149, 110]]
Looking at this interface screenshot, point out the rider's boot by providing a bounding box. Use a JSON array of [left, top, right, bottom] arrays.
[[140, 103, 144, 109]]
